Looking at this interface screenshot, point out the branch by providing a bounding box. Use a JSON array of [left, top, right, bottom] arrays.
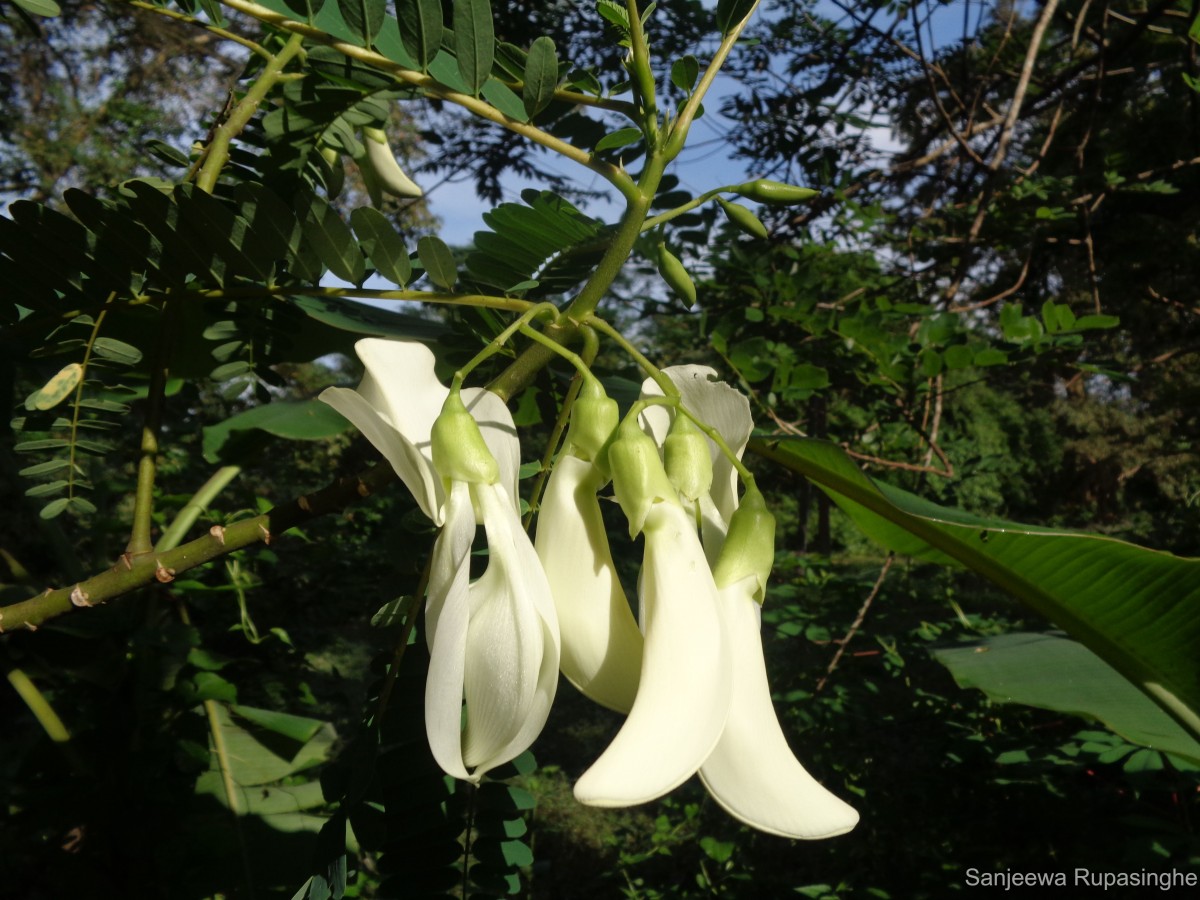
[[0, 463, 398, 634], [215, 0, 638, 201]]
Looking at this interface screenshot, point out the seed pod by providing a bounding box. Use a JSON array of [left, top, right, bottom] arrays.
[[656, 243, 696, 307], [362, 126, 423, 199], [716, 196, 769, 239], [734, 179, 818, 205]]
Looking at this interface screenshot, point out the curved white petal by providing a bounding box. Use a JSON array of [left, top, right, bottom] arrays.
[[574, 502, 731, 807], [319, 385, 445, 524], [355, 338, 447, 455], [424, 481, 477, 780], [459, 482, 560, 779], [463, 387, 520, 508], [699, 577, 859, 839], [536, 455, 643, 714], [640, 366, 753, 525]]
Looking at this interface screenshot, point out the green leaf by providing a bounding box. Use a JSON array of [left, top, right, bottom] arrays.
[[295, 194, 366, 285], [19, 459, 73, 478], [25, 480, 69, 498], [202, 400, 350, 463], [281, 0, 325, 21], [752, 436, 1200, 743], [522, 36, 558, 119], [397, 0, 444, 70], [670, 55, 699, 93], [453, 0, 495, 95], [92, 337, 144, 366], [715, 0, 755, 34], [417, 235, 457, 289], [1073, 314, 1120, 331], [39, 497, 71, 520], [13, 0, 61, 17], [232, 705, 326, 743], [932, 633, 1200, 766], [350, 207, 412, 286], [594, 127, 643, 152], [336, 0, 385, 45]]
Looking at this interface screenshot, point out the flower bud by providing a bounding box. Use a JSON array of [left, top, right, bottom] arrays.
[[717, 197, 769, 239], [431, 391, 500, 485], [609, 420, 679, 537], [664, 415, 712, 503], [656, 244, 697, 307], [566, 379, 619, 467], [711, 486, 775, 602], [734, 180, 818, 205]]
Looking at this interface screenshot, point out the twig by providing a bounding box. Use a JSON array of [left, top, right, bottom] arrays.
[[815, 554, 894, 692]]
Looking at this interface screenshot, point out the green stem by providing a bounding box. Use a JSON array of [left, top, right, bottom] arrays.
[[453, 303, 560, 389], [0, 462, 398, 632], [127, 316, 173, 556], [193, 285, 535, 314], [625, 0, 660, 142], [641, 184, 743, 231], [156, 466, 242, 553], [522, 332, 599, 528], [196, 32, 306, 193], [125, 0, 272, 58], [664, 0, 762, 160], [6, 666, 71, 743]]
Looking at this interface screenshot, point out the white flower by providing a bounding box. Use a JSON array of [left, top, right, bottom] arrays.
[[572, 422, 733, 806], [320, 338, 559, 781], [574, 365, 858, 839]]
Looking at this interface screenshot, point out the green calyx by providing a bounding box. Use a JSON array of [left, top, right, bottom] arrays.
[[711, 486, 776, 601], [566, 378, 619, 469], [609, 418, 679, 537], [735, 179, 819, 205], [431, 390, 500, 485], [664, 414, 713, 503], [717, 197, 769, 239], [656, 243, 697, 307]]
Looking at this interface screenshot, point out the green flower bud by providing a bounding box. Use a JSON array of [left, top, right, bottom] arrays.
[[566, 378, 619, 467], [656, 244, 697, 307], [431, 390, 500, 485], [717, 197, 769, 240], [609, 420, 679, 537], [664, 415, 713, 503], [711, 486, 776, 601], [734, 179, 819, 205]]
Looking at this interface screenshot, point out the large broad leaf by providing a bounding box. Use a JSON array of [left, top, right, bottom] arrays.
[[202, 400, 350, 463], [453, 0, 495, 95], [752, 436, 1200, 742], [932, 633, 1200, 766]]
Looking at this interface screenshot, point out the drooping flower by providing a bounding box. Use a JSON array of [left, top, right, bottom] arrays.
[[570, 365, 858, 837], [572, 420, 732, 806], [535, 379, 643, 713], [701, 487, 859, 839], [319, 338, 559, 781]]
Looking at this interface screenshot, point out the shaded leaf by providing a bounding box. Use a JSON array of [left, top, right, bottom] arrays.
[[397, 0, 444, 70], [202, 400, 350, 463], [932, 633, 1200, 766], [417, 235, 456, 289], [522, 36, 558, 119], [453, 0, 495, 95], [295, 194, 366, 285], [752, 436, 1200, 742], [350, 206, 412, 286], [336, 0, 385, 45]]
